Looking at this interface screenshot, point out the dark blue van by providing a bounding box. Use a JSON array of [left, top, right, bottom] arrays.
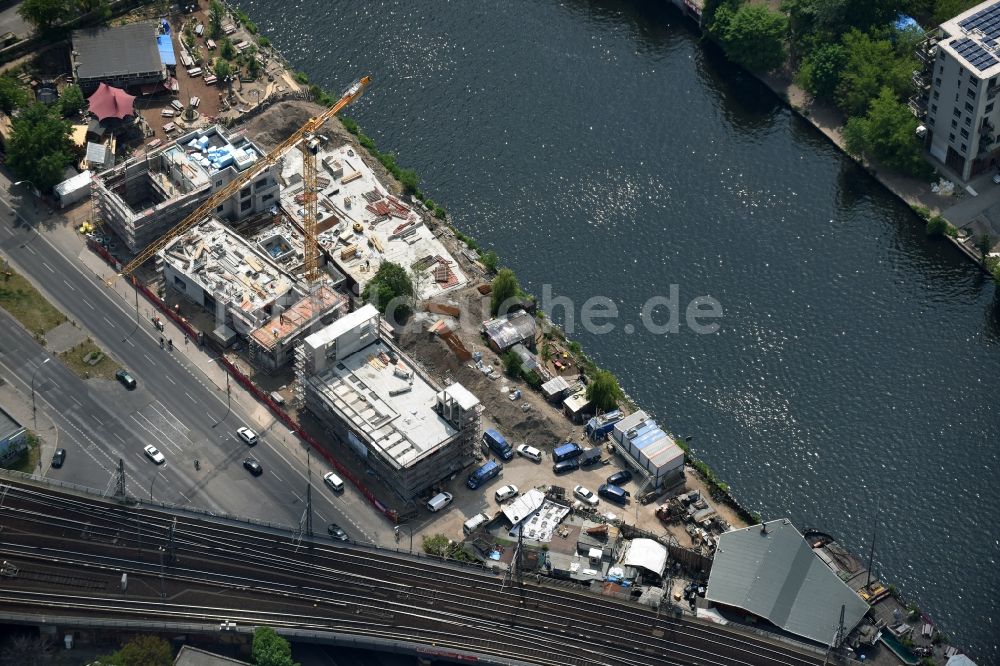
[[552, 441, 584, 463], [467, 460, 502, 489], [482, 429, 514, 461], [598, 483, 630, 504]]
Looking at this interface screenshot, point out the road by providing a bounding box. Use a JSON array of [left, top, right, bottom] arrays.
[[0, 184, 389, 544], [0, 479, 830, 666]]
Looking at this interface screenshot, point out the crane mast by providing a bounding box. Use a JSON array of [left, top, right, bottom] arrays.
[[113, 76, 371, 283]]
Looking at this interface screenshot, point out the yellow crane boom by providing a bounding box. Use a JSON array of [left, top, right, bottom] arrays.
[[114, 76, 371, 282]]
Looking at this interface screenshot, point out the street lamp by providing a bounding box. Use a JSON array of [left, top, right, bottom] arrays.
[[149, 473, 157, 503], [31, 358, 51, 430], [395, 524, 413, 553]]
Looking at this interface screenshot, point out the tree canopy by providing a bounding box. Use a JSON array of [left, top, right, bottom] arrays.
[[835, 30, 912, 117], [252, 626, 298, 666], [213, 59, 232, 80], [586, 369, 624, 413], [58, 83, 85, 117], [6, 103, 75, 192], [0, 75, 28, 115], [711, 2, 788, 73], [843, 87, 931, 177], [362, 260, 415, 320], [796, 43, 846, 100], [95, 635, 172, 666], [18, 0, 70, 31], [490, 268, 520, 316], [208, 0, 225, 39]]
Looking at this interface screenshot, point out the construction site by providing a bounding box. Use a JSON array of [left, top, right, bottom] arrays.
[[298, 305, 482, 501]]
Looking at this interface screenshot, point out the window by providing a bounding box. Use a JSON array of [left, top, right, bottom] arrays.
[[961, 128, 969, 138], [966, 102, 974, 112], [952, 119, 959, 128], [215, 180, 223, 188], [935, 77, 942, 87], [950, 133, 956, 142], [216, 204, 224, 213], [959, 67, 966, 77], [954, 108, 962, 118], [929, 116, 935, 126], [988, 103, 995, 113], [968, 87, 977, 99], [960, 143, 967, 153], [262, 192, 275, 202], [933, 90, 940, 100], [254, 177, 269, 189], [173, 276, 186, 291], [240, 199, 252, 212], [965, 116, 972, 126], [931, 103, 938, 113], [240, 186, 252, 198]]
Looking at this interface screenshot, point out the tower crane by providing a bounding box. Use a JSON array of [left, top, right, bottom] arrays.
[[112, 76, 371, 284]]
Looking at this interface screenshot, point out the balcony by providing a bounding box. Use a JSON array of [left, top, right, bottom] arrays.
[[908, 94, 928, 118]]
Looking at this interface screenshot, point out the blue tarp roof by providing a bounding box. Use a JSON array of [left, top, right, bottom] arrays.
[[157, 34, 176, 67], [895, 14, 922, 32]]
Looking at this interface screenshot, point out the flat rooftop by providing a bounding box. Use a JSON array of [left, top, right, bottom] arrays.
[[73, 21, 162, 81], [0, 405, 23, 437], [279, 143, 468, 299], [941, 0, 1000, 77], [160, 218, 295, 316], [305, 339, 458, 469]]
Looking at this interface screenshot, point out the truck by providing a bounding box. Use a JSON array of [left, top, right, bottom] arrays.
[[482, 429, 514, 461], [466, 460, 502, 490], [585, 410, 623, 442], [578, 447, 603, 467], [552, 441, 584, 463]]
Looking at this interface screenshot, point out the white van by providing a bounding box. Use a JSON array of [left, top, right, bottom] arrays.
[[426, 491, 453, 513], [323, 472, 344, 493], [171, 99, 184, 111], [463, 512, 490, 536]]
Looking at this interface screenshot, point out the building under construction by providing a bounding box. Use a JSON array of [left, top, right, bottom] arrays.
[[247, 286, 348, 371], [299, 304, 481, 501], [93, 125, 280, 252]]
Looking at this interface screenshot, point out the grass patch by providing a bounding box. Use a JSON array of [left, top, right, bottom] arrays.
[[0, 268, 67, 337], [58, 337, 120, 381]]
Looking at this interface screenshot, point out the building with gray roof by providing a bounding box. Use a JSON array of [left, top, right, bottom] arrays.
[[0, 405, 27, 466], [72, 21, 165, 92], [706, 519, 869, 647]]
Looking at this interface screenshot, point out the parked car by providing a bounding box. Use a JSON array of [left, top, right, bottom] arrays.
[[51, 448, 66, 468], [573, 484, 599, 506], [243, 457, 263, 476], [552, 441, 584, 462], [323, 472, 344, 492], [598, 483, 630, 504], [115, 369, 137, 390], [482, 429, 514, 461], [606, 470, 633, 486], [516, 444, 542, 462], [236, 426, 258, 445], [327, 524, 349, 541], [495, 484, 519, 502], [426, 491, 453, 512], [143, 444, 165, 464], [552, 459, 580, 475]]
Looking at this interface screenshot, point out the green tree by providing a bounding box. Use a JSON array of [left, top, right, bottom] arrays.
[[586, 369, 624, 413], [17, 0, 70, 32], [0, 75, 28, 114], [502, 350, 523, 378], [208, 0, 224, 39], [842, 87, 931, 177], [362, 261, 415, 319], [422, 533, 450, 556], [480, 250, 499, 273], [58, 83, 85, 117], [213, 59, 232, 80], [933, 0, 982, 25], [251, 626, 298, 666], [219, 37, 236, 60], [490, 268, 520, 316], [247, 55, 262, 80], [6, 103, 74, 192], [94, 635, 171, 666], [713, 3, 788, 72], [836, 30, 913, 117], [796, 43, 846, 100]]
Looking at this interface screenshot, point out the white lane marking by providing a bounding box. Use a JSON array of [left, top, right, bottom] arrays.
[[82, 298, 94, 310], [42, 261, 54, 273], [114, 433, 126, 444], [291, 491, 303, 502], [26, 245, 36, 255], [272, 473, 282, 482], [62, 279, 76, 292], [1, 225, 10, 236], [102, 316, 115, 327], [185, 392, 196, 403], [316, 511, 326, 522], [92, 415, 103, 425], [166, 375, 176, 385], [129, 413, 181, 454], [69, 396, 82, 409], [143, 353, 156, 365], [124, 338, 135, 347]]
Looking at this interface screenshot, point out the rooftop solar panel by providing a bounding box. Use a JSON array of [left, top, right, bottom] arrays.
[[960, 1, 1000, 41], [953, 36, 1000, 72]]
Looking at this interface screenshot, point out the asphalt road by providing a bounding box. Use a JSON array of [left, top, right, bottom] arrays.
[[0, 190, 388, 544]]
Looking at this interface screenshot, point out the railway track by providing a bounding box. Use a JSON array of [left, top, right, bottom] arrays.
[[0, 480, 827, 666]]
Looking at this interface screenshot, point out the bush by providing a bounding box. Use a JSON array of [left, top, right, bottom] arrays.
[[434, 206, 447, 219], [711, 3, 788, 72], [586, 369, 623, 412], [362, 261, 414, 319], [341, 116, 359, 135], [480, 251, 499, 272], [502, 350, 523, 378], [491, 268, 520, 316], [294, 71, 309, 84], [925, 215, 948, 237], [256, 35, 271, 48]]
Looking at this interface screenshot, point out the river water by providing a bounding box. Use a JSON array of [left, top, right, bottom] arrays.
[[235, 0, 999, 659]]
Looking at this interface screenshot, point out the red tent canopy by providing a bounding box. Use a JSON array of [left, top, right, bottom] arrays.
[[87, 82, 135, 121]]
